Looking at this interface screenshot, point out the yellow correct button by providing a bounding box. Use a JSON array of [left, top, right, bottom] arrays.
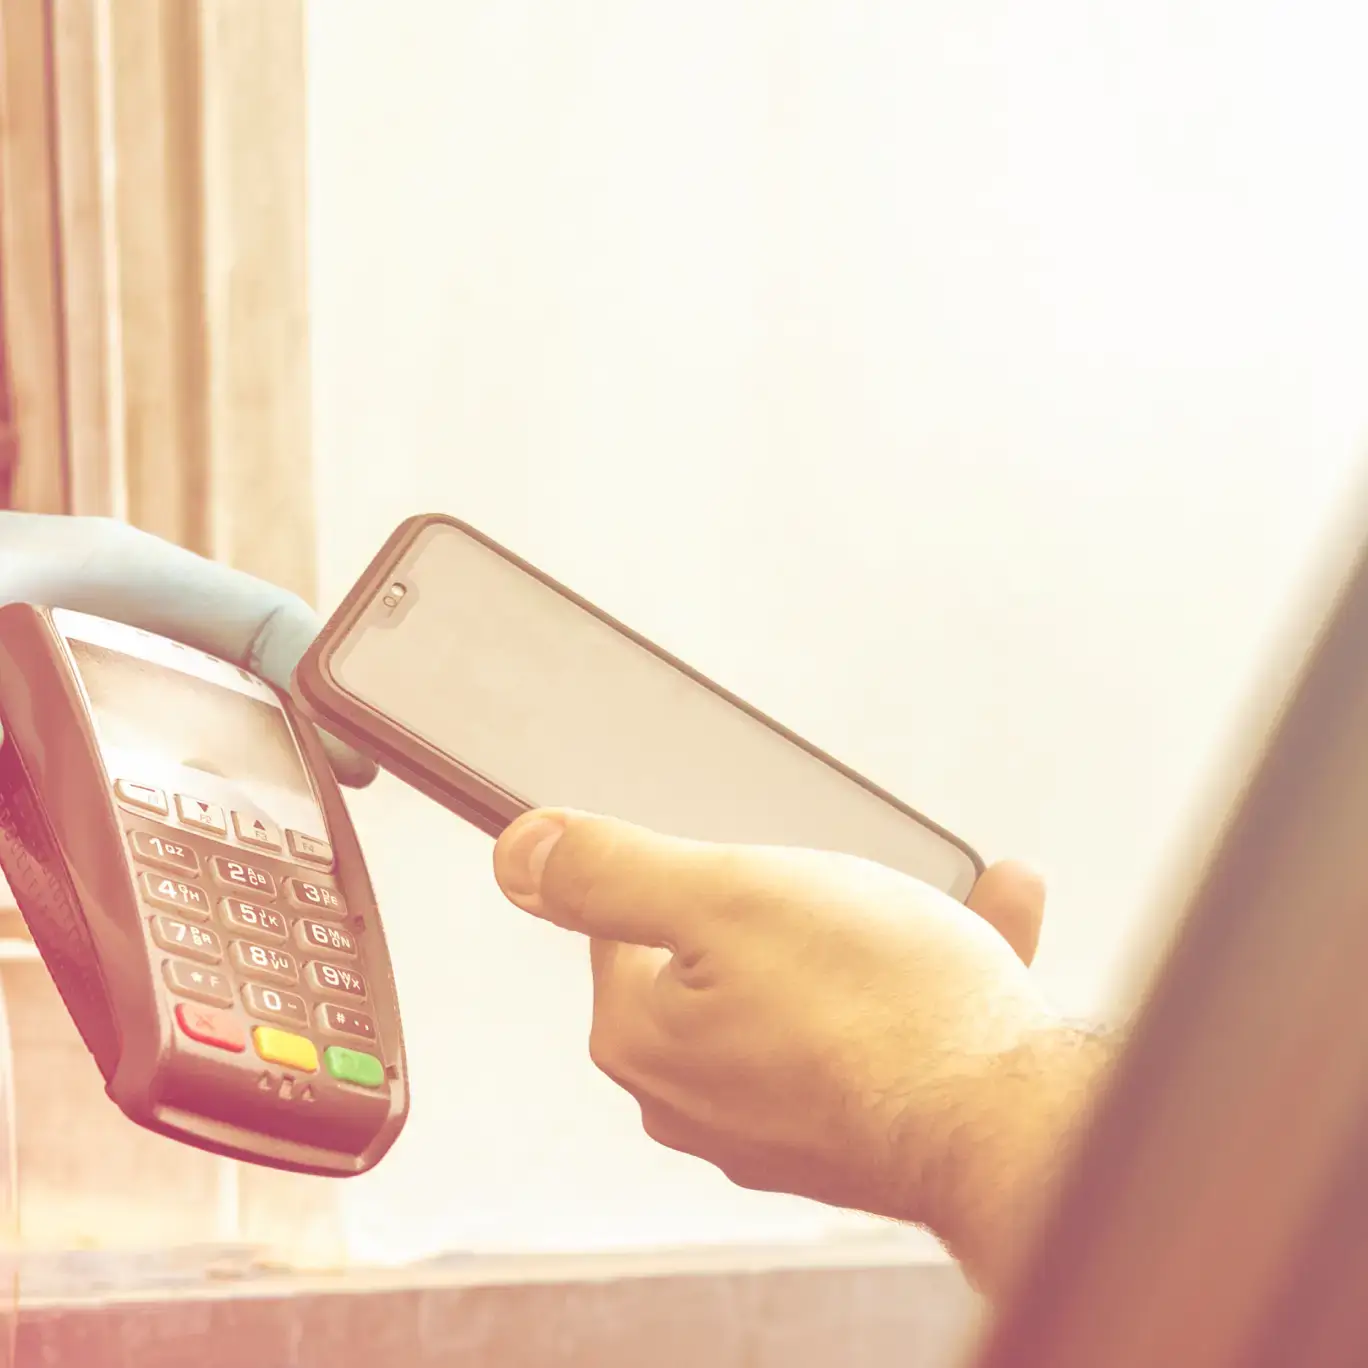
[[253, 1027, 318, 1073]]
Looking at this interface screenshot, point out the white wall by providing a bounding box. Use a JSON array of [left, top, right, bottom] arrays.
[[306, 1, 1368, 1262]]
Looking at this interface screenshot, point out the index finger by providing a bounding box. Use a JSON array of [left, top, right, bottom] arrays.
[[0, 513, 377, 787]]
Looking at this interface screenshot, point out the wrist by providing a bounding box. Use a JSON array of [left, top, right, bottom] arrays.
[[919, 1020, 1118, 1297]]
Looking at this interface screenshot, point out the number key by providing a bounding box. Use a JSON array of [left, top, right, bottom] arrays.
[[220, 898, 287, 942], [211, 856, 277, 898], [306, 961, 366, 999], [150, 915, 222, 963], [130, 830, 199, 876], [286, 878, 346, 919], [242, 982, 308, 1028], [230, 940, 298, 985], [295, 919, 357, 959], [139, 872, 211, 920]]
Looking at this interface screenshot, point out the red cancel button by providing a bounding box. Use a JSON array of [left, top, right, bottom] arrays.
[[176, 1002, 246, 1052]]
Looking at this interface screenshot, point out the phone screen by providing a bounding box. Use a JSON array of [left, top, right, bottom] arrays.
[[324, 521, 980, 899]]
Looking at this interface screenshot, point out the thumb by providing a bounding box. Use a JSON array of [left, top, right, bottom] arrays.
[[493, 808, 726, 949], [966, 860, 1046, 965]]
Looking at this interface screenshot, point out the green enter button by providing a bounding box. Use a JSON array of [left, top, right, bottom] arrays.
[[324, 1045, 384, 1089]]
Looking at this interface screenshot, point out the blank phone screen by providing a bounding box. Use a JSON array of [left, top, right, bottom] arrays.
[[327, 522, 979, 899]]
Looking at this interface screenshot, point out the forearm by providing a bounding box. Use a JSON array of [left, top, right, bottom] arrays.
[[927, 1022, 1120, 1298]]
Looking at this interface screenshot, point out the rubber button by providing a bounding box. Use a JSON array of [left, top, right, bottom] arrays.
[[324, 1046, 384, 1089], [306, 961, 366, 998], [130, 830, 200, 876], [176, 794, 226, 835], [116, 779, 168, 815], [175, 1002, 246, 1052], [317, 1003, 377, 1042], [221, 898, 288, 942], [165, 961, 233, 1008], [140, 872, 211, 919], [295, 918, 357, 958], [253, 1026, 318, 1073], [242, 983, 309, 1028], [150, 915, 222, 963], [211, 856, 277, 899], [286, 877, 346, 918], [287, 830, 334, 867], [233, 810, 282, 851]]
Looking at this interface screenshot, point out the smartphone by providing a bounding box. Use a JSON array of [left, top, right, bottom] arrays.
[[292, 515, 983, 900]]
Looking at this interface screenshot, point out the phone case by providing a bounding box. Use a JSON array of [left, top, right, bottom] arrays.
[[292, 513, 986, 887], [292, 516, 521, 835]]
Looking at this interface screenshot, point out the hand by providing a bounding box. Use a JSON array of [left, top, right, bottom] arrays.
[[493, 808, 1101, 1291], [0, 512, 375, 786]]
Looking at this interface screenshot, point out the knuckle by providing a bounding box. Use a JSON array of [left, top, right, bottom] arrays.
[[586, 1020, 626, 1081], [638, 1105, 689, 1154], [587, 1013, 654, 1088], [588, 1005, 674, 1097], [701, 1137, 767, 1190], [719, 1165, 760, 1191]]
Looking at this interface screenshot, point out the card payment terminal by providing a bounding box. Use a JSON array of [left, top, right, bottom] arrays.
[[0, 605, 408, 1176]]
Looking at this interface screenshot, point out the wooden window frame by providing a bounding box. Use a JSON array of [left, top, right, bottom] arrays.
[[0, 0, 316, 601], [0, 0, 340, 1271], [17, 1248, 976, 1367]]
